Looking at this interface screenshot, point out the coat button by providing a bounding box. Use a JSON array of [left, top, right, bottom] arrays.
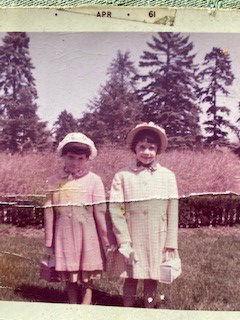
[[68, 213, 72, 218], [143, 210, 148, 215]]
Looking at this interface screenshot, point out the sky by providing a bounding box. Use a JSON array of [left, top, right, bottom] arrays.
[[0, 32, 240, 141]]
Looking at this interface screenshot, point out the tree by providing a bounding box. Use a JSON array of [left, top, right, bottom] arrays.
[[233, 102, 240, 156], [52, 109, 78, 145], [79, 51, 143, 145], [137, 32, 202, 149], [1, 88, 50, 152], [0, 32, 50, 153], [237, 102, 240, 139], [198, 47, 236, 146]]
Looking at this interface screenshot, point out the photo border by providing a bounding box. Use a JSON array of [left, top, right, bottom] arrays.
[[0, 6, 240, 320]]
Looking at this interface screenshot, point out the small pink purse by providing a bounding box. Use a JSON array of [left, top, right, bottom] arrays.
[[39, 256, 60, 282]]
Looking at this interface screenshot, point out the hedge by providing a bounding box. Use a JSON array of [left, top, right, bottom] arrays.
[[0, 195, 45, 228], [0, 193, 239, 228], [179, 193, 240, 227]]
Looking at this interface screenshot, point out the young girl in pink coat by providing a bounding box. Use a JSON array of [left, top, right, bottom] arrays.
[[44, 132, 111, 304], [109, 122, 179, 308]]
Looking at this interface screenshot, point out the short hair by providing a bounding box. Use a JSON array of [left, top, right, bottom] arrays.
[[131, 129, 162, 154], [61, 142, 91, 157]]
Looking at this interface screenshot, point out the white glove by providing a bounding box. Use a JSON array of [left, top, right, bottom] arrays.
[[118, 242, 139, 266]]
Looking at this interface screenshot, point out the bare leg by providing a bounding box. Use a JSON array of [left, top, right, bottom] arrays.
[[82, 280, 93, 305], [82, 287, 92, 305], [66, 282, 79, 304], [123, 278, 138, 307], [143, 280, 157, 308]]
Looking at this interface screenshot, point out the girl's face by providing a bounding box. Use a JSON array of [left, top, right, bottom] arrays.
[[135, 140, 158, 165], [63, 152, 88, 174]]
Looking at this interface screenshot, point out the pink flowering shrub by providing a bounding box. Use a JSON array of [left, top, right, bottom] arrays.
[[0, 146, 239, 197]]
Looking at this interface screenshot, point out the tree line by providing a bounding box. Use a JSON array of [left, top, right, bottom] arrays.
[[0, 32, 239, 154]]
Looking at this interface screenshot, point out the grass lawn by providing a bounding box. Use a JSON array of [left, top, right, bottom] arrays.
[[0, 224, 240, 310]]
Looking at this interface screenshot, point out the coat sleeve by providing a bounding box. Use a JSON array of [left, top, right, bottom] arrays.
[[44, 178, 55, 248], [92, 175, 111, 248], [165, 171, 179, 249], [232, 175, 240, 195], [109, 173, 131, 245]]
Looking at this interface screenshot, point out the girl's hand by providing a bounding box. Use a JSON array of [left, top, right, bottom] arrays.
[[46, 247, 54, 256], [164, 248, 179, 260], [128, 251, 139, 266], [105, 244, 118, 256], [118, 242, 132, 258], [118, 243, 139, 266]]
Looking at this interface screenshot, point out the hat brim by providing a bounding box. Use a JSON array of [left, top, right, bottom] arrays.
[[58, 140, 97, 160], [127, 125, 168, 152]]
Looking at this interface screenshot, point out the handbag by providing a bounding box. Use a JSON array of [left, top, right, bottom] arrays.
[[39, 255, 60, 282], [160, 251, 182, 284]]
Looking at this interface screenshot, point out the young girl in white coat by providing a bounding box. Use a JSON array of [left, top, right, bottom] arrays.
[[109, 122, 179, 308]]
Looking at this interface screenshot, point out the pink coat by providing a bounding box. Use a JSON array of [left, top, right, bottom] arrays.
[[44, 169, 110, 272], [109, 161, 179, 280]]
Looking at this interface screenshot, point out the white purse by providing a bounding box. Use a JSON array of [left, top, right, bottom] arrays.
[[160, 251, 182, 284]]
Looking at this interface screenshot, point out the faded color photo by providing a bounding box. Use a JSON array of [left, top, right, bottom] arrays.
[[0, 32, 239, 310]]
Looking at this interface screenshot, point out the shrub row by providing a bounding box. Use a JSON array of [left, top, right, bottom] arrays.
[[0, 148, 239, 197], [0, 193, 239, 228]]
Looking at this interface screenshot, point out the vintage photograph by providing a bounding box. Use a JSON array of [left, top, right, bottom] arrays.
[[0, 32, 239, 310]]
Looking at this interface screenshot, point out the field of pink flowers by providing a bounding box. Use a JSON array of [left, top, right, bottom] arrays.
[[0, 146, 239, 197]]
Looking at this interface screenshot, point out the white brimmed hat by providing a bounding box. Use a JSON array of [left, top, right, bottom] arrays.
[[57, 132, 97, 160], [126, 122, 168, 152]]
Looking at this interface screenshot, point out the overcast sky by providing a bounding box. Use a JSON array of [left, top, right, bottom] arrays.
[[0, 32, 240, 141]]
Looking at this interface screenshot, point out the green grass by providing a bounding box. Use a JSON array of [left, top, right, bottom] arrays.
[[0, 226, 240, 310]]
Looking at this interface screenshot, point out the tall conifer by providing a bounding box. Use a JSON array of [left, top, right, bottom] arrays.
[[79, 51, 143, 145], [198, 47, 236, 146], [0, 32, 50, 153], [138, 32, 201, 149]]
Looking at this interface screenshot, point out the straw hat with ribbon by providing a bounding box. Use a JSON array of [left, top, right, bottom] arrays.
[[126, 122, 168, 152]]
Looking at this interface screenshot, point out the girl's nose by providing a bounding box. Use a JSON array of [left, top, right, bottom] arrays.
[[72, 159, 79, 165], [143, 148, 150, 154]]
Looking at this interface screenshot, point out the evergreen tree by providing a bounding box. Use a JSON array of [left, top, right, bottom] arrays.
[[0, 32, 50, 153], [1, 88, 50, 152], [237, 102, 240, 139], [137, 32, 201, 149], [198, 47, 236, 146], [52, 109, 78, 145], [79, 51, 143, 145]]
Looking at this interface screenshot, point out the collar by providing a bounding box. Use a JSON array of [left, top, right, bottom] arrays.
[[58, 167, 89, 180], [130, 160, 159, 172]]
